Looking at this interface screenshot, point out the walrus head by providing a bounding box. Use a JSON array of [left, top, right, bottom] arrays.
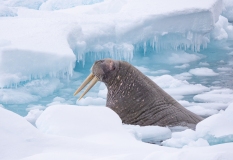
[[74, 58, 120, 100]]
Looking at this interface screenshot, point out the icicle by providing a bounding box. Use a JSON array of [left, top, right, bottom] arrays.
[[143, 41, 147, 55]]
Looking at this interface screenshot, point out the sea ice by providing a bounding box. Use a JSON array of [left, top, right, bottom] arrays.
[[186, 105, 218, 117], [193, 88, 233, 103], [174, 72, 193, 80], [217, 67, 232, 71], [162, 129, 198, 148], [98, 87, 108, 98], [178, 100, 228, 111], [199, 62, 210, 66], [36, 105, 129, 139], [0, 78, 61, 104], [196, 103, 233, 143], [39, 0, 103, 10], [1, 104, 233, 160], [0, 89, 39, 104], [174, 64, 190, 69], [0, 6, 17, 17], [166, 52, 202, 64], [0, 0, 224, 92], [1, 0, 222, 68], [0, 0, 233, 159], [189, 68, 219, 76], [163, 103, 233, 148], [52, 97, 66, 103], [136, 66, 170, 75], [0, 11, 75, 88], [0, 107, 44, 160], [150, 75, 209, 96], [26, 104, 46, 111], [76, 97, 106, 106], [124, 125, 171, 144], [222, 0, 233, 22], [183, 138, 209, 148], [25, 109, 44, 125], [211, 15, 233, 40], [1, 0, 46, 9]]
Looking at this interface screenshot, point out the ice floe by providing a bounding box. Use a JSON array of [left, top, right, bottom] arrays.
[[189, 68, 219, 76]]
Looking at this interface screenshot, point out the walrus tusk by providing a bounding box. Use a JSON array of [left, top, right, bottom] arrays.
[[78, 76, 98, 100], [73, 73, 95, 96]]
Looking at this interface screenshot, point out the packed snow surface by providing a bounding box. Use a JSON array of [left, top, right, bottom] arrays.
[[222, 0, 233, 21], [0, 0, 223, 88], [189, 68, 219, 76], [1, 105, 233, 160], [163, 103, 233, 147]]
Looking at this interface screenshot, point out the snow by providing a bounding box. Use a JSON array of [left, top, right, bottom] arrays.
[[0, 107, 44, 160], [0, 0, 223, 89], [39, 0, 104, 10], [136, 66, 170, 75], [0, 6, 17, 17], [174, 72, 193, 80], [76, 97, 106, 106], [1, 0, 46, 9], [162, 129, 198, 148], [25, 109, 44, 125], [124, 125, 171, 144], [98, 87, 108, 98], [222, 0, 233, 22], [196, 103, 233, 138], [211, 15, 233, 40], [183, 138, 210, 148], [36, 105, 172, 146], [217, 67, 232, 71], [52, 97, 66, 103], [167, 52, 203, 64], [0, 0, 229, 119], [36, 105, 123, 137], [1, 105, 233, 160], [0, 9, 76, 89], [1, 0, 233, 159], [0, 89, 39, 104], [0, 78, 60, 104], [162, 103, 233, 148], [199, 62, 210, 66], [150, 75, 210, 97], [178, 100, 228, 111], [189, 68, 219, 76], [186, 105, 219, 117], [175, 64, 190, 69], [193, 89, 233, 103]]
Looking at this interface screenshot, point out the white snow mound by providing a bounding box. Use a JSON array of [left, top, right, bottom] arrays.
[[36, 105, 136, 144]]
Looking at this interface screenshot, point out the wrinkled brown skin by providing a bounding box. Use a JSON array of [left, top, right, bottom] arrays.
[[92, 59, 203, 129]]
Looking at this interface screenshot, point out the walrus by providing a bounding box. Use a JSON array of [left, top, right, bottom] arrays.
[[74, 59, 203, 129]]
